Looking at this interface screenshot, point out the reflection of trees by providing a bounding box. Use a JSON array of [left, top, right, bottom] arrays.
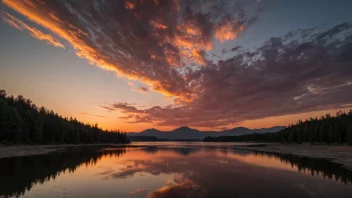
[[143, 147, 200, 156], [120, 146, 352, 186], [254, 151, 352, 184], [1, 145, 351, 198], [0, 147, 126, 198]]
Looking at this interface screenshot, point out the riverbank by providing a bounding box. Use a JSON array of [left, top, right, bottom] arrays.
[[0, 144, 128, 159], [237, 143, 352, 170]]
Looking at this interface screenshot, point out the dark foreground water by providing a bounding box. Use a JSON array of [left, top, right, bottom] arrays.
[[1, 142, 352, 198]]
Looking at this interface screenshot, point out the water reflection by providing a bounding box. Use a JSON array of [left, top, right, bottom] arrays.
[[0, 147, 126, 198], [253, 151, 352, 185], [0, 143, 352, 198]]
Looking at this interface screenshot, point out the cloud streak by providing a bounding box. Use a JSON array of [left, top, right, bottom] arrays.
[[133, 86, 149, 94], [1, 12, 64, 48], [80, 112, 108, 119]]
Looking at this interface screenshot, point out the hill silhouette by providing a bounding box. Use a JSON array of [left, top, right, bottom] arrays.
[[128, 126, 283, 139]]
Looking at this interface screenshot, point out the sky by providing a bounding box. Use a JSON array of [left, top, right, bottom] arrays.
[[0, 0, 352, 132]]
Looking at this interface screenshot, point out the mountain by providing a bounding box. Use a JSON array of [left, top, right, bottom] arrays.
[[127, 126, 284, 140], [219, 127, 252, 136]]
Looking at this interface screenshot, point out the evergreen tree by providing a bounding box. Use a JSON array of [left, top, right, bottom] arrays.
[[328, 124, 334, 144], [347, 124, 352, 145]]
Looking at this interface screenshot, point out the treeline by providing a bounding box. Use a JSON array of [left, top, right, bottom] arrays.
[[204, 110, 352, 144], [0, 90, 130, 145]]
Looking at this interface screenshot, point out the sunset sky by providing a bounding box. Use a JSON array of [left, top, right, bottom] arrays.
[[1, 0, 352, 132]]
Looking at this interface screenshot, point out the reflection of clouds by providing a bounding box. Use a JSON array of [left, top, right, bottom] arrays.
[[110, 161, 147, 179], [108, 148, 299, 180], [96, 167, 114, 176], [148, 175, 204, 198], [218, 151, 297, 172], [95, 147, 352, 197]]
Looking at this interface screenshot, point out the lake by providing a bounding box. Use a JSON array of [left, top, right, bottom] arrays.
[[1, 142, 352, 198]]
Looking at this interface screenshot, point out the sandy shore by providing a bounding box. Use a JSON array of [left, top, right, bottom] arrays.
[[237, 143, 352, 170], [0, 144, 127, 159]]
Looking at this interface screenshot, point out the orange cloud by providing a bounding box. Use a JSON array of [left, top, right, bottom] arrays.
[[192, 48, 206, 65], [153, 0, 160, 5], [215, 22, 244, 43], [150, 21, 168, 29], [185, 26, 201, 35], [125, 1, 135, 10], [2, 12, 65, 48]]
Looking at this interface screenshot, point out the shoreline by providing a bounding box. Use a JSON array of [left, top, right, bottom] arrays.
[[236, 143, 352, 170], [0, 144, 128, 159]]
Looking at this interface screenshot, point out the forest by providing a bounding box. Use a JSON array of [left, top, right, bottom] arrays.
[[0, 90, 130, 145], [204, 110, 352, 145]]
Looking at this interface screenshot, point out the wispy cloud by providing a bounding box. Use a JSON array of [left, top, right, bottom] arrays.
[[80, 112, 108, 119], [133, 86, 149, 94], [130, 187, 147, 195], [1, 12, 64, 48]]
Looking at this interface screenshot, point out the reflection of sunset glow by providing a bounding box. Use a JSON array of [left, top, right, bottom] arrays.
[[2, 144, 351, 198], [218, 151, 296, 172], [148, 175, 201, 198]]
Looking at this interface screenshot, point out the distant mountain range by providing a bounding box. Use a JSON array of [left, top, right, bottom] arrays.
[[127, 126, 284, 140]]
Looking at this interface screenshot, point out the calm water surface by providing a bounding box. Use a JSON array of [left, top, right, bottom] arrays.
[[1, 142, 352, 198]]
